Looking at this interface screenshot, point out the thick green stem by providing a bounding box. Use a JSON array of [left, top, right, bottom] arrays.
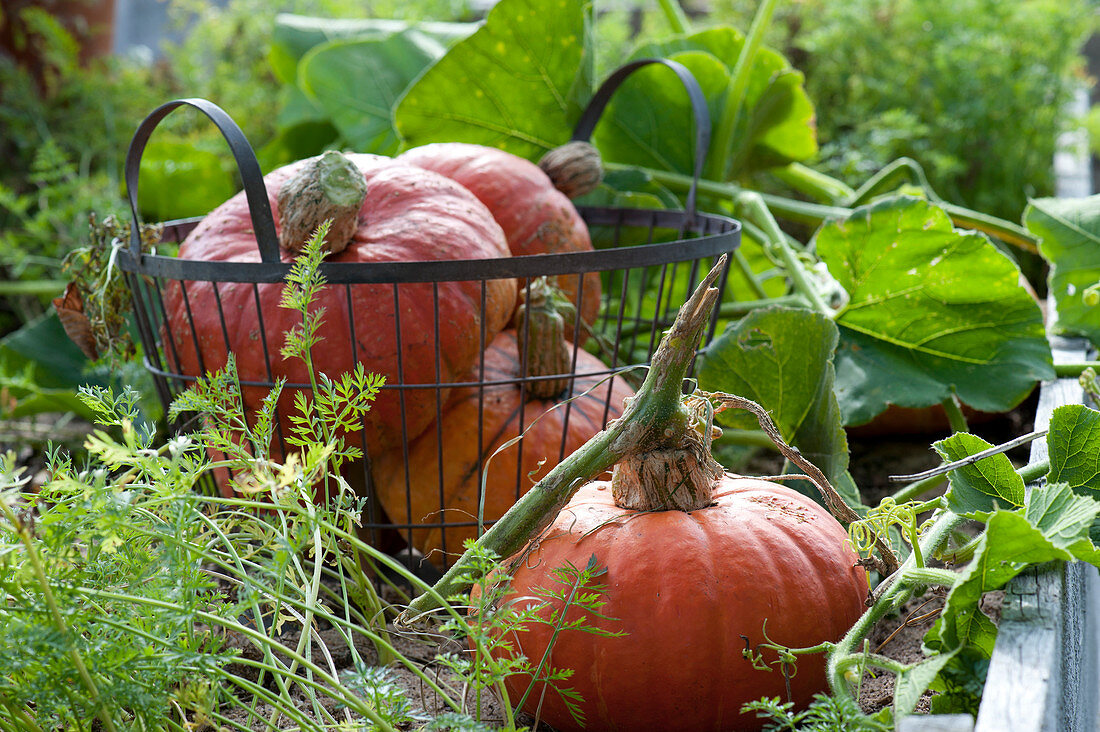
[[709, 0, 780, 181], [890, 474, 946, 504], [771, 162, 856, 205], [736, 192, 831, 315], [718, 294, 807, 318], [827, 509, 967, 700], [1055, 362, 1100, 378], [941, 396, 969, 433], [0, 280, 68, 296], [655, 0, 691, 34], [608, 162, 1039, 251], [399, 258, 727, 622]]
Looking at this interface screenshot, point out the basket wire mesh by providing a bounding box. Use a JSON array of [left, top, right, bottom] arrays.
[[118, 59, 742, 571]]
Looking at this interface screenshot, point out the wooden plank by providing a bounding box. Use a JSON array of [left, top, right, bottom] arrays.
[[906, 335, 1096, 731], [971, 335, 1095, 732]]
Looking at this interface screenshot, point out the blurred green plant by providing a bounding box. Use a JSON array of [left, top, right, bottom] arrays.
[[795, 0, 1096, 222]]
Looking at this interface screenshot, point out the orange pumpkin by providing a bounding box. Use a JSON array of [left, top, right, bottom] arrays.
[[161, 152, 517, 495], [372, 328, 634, 562], [494, 477, 869, 732], [397, 142, 601, 332]]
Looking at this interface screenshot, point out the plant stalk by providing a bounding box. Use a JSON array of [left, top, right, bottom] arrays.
[[1055, 362, 1100, 378], [826, 508, 966, 700], [399, 257, 728, 622], [605, 162, 1038, 250], [655, 0, 691, 34], [772, 162, 856, 205], [708, 0, 780, 182], [941, 396, 969, 434], [736, 191, 831, 314]]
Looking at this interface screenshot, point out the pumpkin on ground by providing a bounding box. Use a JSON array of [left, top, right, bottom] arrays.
[[373, 280, 634, 562], [491, 472, 868, 732], [397, 142, 602, 332], [161, 151, 518, 495]]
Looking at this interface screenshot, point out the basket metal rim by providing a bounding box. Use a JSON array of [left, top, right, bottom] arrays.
[[117, 205, 741, 284]]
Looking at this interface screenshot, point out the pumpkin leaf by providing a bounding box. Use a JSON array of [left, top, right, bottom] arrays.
[[1023, 194, 1100, 347], [893, 649, 960, 718], [136, 139, 238, 221], [820, 196, 1053, 426], [394, 0, 594, 160], [594, 27, 816, 181], [299, 31, 450, 155], [0, 312, 115, 420], [933, 432, 1024, 519], [934, 483, 1100, 652], [697, 307, 857, 506], [270, 13, 477, 84], [1046, 405, 1100, 496]]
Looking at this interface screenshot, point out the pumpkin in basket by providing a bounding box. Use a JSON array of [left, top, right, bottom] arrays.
[[397, 142, 602, 333], [373, 279, 634, 562], [161, 151, 517, 494]]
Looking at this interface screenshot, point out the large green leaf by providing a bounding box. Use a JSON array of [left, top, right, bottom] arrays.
[[1024, 192, 1100, 346], [394, 0, 594, 159], [593, 27, 816, 180], [821, 196, 1053, 426], [696, 307, 855, 504], [0, 313, 111, 420], [136, 139, 238, 221], [270, 14, 477, 84], [1046, 404, 1100, 496], [933, 432, 1025, 519], [299, 31, 450, 155]]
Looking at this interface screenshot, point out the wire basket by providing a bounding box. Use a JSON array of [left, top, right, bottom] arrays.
[[117, 59, 742, 571]]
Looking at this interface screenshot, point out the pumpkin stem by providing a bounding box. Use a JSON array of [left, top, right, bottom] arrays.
[[398, 256, 727, 624], [277, 151, 367, 255], [537, 141, 603, 199], [611, 443, 723, 512], [515, 278, 577, 400]]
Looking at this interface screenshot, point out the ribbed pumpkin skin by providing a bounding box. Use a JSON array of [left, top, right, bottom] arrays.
[[397, 143, 601, 330], [497, 478, 869, 732], [373, 330, 634, 562], [162, 153, 517, 481]]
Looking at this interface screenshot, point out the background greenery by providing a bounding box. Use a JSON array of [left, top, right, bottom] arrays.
[[1, 0, 1097, 426]]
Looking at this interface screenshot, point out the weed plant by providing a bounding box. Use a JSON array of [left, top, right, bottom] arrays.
[[0, 224, 614, 730]]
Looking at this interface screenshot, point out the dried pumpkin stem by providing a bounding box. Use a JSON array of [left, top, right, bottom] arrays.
[[277, 151, 367, 254], [702, 391, 900, 576], [398, 256, 728, 623]]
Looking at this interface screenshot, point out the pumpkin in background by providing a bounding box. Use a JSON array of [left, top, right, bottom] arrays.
[[373, 280, 634, 562], [491, 474, 868, 732], [397, 142, 602, 333], [161, 151, 518, 494]]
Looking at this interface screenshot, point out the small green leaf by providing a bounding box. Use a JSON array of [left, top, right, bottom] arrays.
[[394, 0, 593, 159], [1046, 404, 1100, 496], [934, 432, 1024, 519], [894, 650, 959, 718], [822, 197, 1053, 425], [1024, 195, 1100, 346]]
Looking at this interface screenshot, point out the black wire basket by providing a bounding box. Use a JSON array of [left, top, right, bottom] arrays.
[[117, 59, 742, 570]]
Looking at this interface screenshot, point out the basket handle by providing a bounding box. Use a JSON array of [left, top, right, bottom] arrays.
[[124, 98, 281, 263], [569, 58, 710, 222]]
